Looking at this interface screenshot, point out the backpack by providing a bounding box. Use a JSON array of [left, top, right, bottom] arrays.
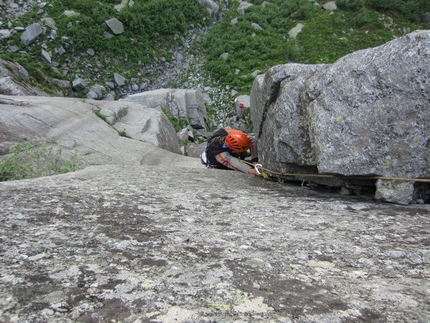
[[200, 130, 227, 168]]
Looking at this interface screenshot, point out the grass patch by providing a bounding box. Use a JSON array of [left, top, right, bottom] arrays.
[[0, 141, 82, 181], [95, 110, 131, 138], [162, 108, 190, 132], [201, 0, 425, 93], [95, 110, 110, 124]]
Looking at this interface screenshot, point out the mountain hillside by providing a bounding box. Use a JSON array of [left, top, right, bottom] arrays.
[[1, 0, 429, 111]]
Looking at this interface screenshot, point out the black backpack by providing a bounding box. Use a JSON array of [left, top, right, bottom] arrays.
[[200, 133, 224, 168]]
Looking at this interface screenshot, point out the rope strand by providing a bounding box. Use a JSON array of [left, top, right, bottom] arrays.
[[240, 160, 430, 183]]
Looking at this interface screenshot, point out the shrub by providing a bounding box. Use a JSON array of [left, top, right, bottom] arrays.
[[0, 141, 82, 181], [337, 0, 365, 11], [117, 0, 205, 38], [366, 0, 430, 23], [0, 0, 425, 106], [162, 108, 190, 132]]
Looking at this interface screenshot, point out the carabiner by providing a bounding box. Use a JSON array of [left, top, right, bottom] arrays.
[[254, 163, 263, 175]]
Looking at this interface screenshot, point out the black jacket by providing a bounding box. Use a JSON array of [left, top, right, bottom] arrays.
[[205, 128, 258, 172]]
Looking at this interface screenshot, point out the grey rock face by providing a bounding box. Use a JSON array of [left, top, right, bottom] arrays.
[[237, 1, 253, 15], [20, 22, 43, 46], [252, 22, 263, 30], [0, 58, 71, 97], [0, 59, 51, 96], [251, 31, 430, 204], [40, 49, 52, 64], [121, 89, 208, 130], [251, 63, 327, 168], [0, 164, 429, 322], [323, 1, 337, 11], [72, 78, 86, 92], [304, 31, 429, 178], [87, 84, 106, 100], [288, 23, 305, 39], [0, 76, 28, 96], [105, 17, 124, 35], [63, 10, 80, 17], [113, 72, 127, 87], [375, 179, 415, 205], [99, 100, 181, 154], [234, 94, 250, 118], [40, 17, 56, 28], [114, 0, 134, 12], [0, 95, 182, 164]]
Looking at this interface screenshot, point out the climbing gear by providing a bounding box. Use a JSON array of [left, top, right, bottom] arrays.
[[200, 152, 208, 167], [254, 164, 263, 175], [225, 130, 249, 153], [239, 159, 430, 183], [256, 164, 269, 178], [253, 163, 269, 178], [203, 128, 257, 172]]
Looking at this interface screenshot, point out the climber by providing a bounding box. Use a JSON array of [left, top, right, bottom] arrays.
[[201, 127, 261, 176]]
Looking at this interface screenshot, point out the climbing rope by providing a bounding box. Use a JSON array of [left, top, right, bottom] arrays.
[[240, 160, 430, 183]]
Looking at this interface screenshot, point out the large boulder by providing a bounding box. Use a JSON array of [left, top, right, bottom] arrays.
[[304, 31, 429, 178], [0, 58, 72, 97], [0, 59, 52, 96], [121, 89, 208, 130], [105, 18, 124, 35], [251, 30, 430, 204], [20, 22, 43, 46], [251, 63, 328, 170], [0, 95, 184, 166], [97, 100, 181, 154]]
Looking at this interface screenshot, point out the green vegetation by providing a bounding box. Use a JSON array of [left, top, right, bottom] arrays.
[[94, 110, 131, 138], [366, 0, 430, 23], [0, 0, 207, 91], [205, 104, 218, 132], [162, 108, 190, 132], [0, 0, 428, 110], [201, 0, 428, 93], [44, 0, 205, 60], [95, 110, 109, 123], [0, 141, 82, 181], [117, 129, 131, 138], [0, 0, 427, 175]]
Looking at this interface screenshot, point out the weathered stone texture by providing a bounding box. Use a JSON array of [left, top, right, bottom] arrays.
[[0, 165, 429, 322], [0, 59, 52, 96], [121, 89, 208, 129], [98, 100, 181, 154], [304, 31, 430, 178], [198, 0, 219, 19], [251, 31, 430, 204], [251, 63, 327, 169], [105, 18, 124, 35], [0, 95, 182, 163], [20, 22, 43, 46]]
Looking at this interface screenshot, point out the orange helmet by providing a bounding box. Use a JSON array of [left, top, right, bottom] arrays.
[[225, 130, 249, 153]]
